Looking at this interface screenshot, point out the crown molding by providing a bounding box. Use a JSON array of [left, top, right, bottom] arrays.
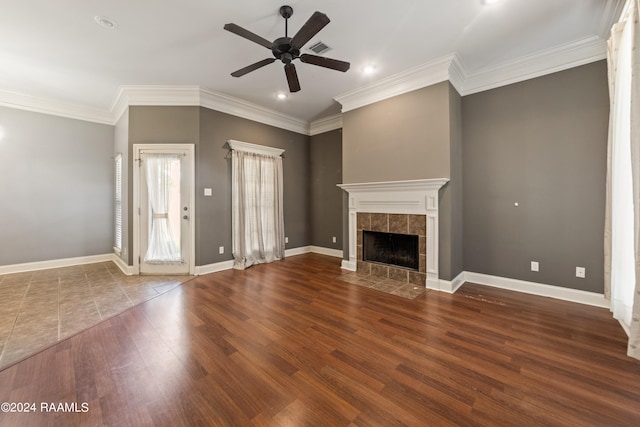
[[460, 35, 607, 96], [598, 0, 627, 38], [111, 85, 201, 123], [448, 54, 467, 96], [199, 88, 309, 135], [0, 31, 613, 131], [111, 86, 309, 134], [309, 114, 343, 135], [0, 89, 113, 124], [334, 54, 455, 113], [0, 84, 311, 134]]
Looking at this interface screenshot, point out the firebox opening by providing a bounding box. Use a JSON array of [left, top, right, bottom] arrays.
[[363, 230, 419, 271]]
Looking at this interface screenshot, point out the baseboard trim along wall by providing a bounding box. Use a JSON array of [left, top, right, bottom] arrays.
[[195, 246, 343, 276], [428, 272, 466, 294], [462, 271, 609, 308], [0, 253, 114, 276], [194, 260, 235, 276], [308, 246, 344, 258], [112, 254, 135, 275], [0, 251, 608, 310]]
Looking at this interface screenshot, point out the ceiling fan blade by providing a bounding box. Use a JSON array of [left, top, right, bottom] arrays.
[[300, 54, 350, 72], [284, 63, 301, 92], [231, 58, 276, 77], [224, 23, 273, 49], [290, 11, 330, 49]]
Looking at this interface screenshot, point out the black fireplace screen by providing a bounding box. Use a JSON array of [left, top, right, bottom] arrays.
[[363, 230, 419, 271]]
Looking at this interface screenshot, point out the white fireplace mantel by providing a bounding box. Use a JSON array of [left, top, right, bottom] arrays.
[[338, 178, 449, 289]]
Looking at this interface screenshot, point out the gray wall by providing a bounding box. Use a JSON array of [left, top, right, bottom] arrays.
[[341, 81, 461, 280], [444, 84, 464, 279], [128, 106, 200, 266], [310, 129, 343, 251], [0, 107, 114, 265], [127, 106, 311, 267], [342, 82, 451, 183], [462, 61, 609, 292], [198, 107, 310, 265]]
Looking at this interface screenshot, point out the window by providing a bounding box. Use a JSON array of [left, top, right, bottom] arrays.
[[229, 140, 285, 270], [114, 153, 123, 254]]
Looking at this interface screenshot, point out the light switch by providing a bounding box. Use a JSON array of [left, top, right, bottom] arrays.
[[204, 188, 212, 196]]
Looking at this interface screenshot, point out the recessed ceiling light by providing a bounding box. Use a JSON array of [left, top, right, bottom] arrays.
[[276, 92, 287, 100], [363, 64, 376, 75], [482, 0, 502, 5], [94, 16, 117, 29]]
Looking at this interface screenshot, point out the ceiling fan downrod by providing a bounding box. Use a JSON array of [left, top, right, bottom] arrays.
[[280, 5, 293, 37]]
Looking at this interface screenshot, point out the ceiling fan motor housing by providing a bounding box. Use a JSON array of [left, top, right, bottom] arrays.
[[272, 37, 299, 63]]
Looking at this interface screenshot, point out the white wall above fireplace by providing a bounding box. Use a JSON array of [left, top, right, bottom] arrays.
[[338, 178, 449, 290]]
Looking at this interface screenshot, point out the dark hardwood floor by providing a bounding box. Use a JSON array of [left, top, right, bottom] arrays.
[[0, 253, 638, 426]]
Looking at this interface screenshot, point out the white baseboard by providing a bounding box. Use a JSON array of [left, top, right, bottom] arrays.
[[0, 253, 114, 276], [285, 246, 311, 257], [111, 254, 136, 275], [195, 260, 235, 275], [426, 271, 466, 294], [463, 271, 608, 308], [341, 260, 357, 271], [309, 246, 343, 258]]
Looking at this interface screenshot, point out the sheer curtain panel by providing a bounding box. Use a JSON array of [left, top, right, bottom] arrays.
[[605, 0, 640, 360], [144, 154, 182, 264], [231, 142, 285, 270]]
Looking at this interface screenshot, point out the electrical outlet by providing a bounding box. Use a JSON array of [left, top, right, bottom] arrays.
[[218, 246, 224, 254], [285, 237, 289, 244], [332, 236, 337, 243], [576, 267, 585, 278], [531, 261, 539, 272]]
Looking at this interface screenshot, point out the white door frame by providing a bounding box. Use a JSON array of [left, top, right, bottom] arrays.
[[133, 143, 196, 275]]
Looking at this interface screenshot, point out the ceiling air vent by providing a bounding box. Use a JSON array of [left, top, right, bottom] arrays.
[[308, 41, 331, 55]]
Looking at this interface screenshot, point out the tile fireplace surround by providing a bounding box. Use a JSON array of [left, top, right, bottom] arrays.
[[357, 212, 426, 285], [338, 179, 449, 290]]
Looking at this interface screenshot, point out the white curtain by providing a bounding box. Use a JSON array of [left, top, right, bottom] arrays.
[[232, 150, 284, 270], [144, 154, 182, 264], [605, 0, 640, 360]]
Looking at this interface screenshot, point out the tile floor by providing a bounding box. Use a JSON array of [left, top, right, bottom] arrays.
[[0, 262, 190, 370], [338, 270, 427, 299]]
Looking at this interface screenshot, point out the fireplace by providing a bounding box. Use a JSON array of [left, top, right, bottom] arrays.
[[356, 212, 426, 284], [338, 179, 449, 289], [363, 231, 419, 271]]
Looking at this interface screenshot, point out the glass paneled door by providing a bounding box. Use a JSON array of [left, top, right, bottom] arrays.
[[134, 145, 194, 275]]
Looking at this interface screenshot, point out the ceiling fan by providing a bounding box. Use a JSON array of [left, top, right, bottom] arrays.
[[224, 5, 350, 93]]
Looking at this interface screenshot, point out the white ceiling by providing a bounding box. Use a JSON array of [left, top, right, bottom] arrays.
[[0, 0, 624, 125]]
